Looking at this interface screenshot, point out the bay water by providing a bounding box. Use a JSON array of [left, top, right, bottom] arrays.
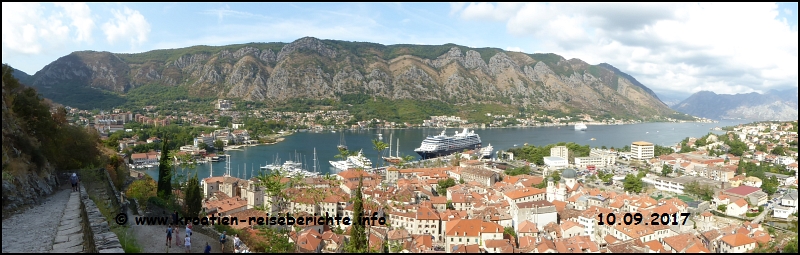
[[144, 119, 750, 180]]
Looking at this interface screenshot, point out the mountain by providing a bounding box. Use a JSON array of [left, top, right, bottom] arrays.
[[10, 68, 33, 86], [672, 89, 799, 121], [27, 37, 681, 120]]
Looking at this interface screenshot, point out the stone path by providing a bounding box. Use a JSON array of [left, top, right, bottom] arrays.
[[127, 207, 225, 253], [51, 191, 85, 253], [1, 187, 73, 253]]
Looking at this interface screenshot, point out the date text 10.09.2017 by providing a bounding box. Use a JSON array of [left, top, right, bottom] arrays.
[[597, 212, 691, 226]]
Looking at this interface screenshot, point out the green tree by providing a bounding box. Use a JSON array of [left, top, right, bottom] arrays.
[[372, 139, 388, 169], [157, 138, 172, 199], [452, 152, 462, 167], [717, 204, 727, 212], [214, 139, 224, 151], [345, 176, 368, 253], [599, 172, 614, 183], [661, 165, 673, 177], [436, 178, 457, 196], [623, 174, 643, 193], [784, 236, 798, 253], [771, 146, 785, 156], [184, 173, 203, 217], [505, 166, 531, 176], [126, 175, 158, 207]]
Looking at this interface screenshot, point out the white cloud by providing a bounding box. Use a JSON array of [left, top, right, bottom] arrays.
[[505, 46, 522, 52], [102, 7, 151, 47], [453, 2, 798, 96], [784, 8, 793, 15], [449, 2, 465, 16], [54, 3, 95, 43], [460, 2, 523, 22], [2, 2, 70, 54]]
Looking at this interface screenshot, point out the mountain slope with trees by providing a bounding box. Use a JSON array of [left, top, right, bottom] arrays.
[[25, 37, 686, 121]]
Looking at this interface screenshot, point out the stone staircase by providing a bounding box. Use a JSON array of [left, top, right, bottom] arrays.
[[51, 192, 85, 253]]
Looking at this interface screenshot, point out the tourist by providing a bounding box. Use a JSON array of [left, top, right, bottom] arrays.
[[186, 222, 193, 238], [219, 231, 227, 253], [184, 234, 191, 253], [175, 224, 183, 247], [234, 234, 241, 252], [204, 242, 211, 253], [172, 210, 179, 225], [70, 173, 79, 192], [166, 225, 173, 248]]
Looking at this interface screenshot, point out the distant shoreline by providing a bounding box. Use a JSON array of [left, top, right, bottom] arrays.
[[222, 134, 291, 151]]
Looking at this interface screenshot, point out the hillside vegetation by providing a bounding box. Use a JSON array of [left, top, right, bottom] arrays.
[[2, 64, 121, 214]]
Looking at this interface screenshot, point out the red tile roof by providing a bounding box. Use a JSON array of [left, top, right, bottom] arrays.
[[725, 185, 761, 196], [720, 232, 756, 247]]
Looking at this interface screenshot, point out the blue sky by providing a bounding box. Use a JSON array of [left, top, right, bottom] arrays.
[[2, 2, 798, 100]]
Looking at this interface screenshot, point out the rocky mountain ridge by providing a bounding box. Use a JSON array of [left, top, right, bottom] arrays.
[[672, 89, 799, 121], [26, 37, 679, 119]]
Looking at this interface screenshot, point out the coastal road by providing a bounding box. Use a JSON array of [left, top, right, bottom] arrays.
[[2, 186, 72, 253]]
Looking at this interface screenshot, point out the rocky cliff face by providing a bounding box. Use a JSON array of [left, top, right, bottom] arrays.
[[29, 37, 675, 118], [673, 90, 799, 121], [2, 71, 59, 217]]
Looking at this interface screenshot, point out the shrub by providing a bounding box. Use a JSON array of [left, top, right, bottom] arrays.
[[147, 196, 167, 208]]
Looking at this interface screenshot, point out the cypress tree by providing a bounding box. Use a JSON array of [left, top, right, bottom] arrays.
[[346, 175, 367, 253], [157, 138, 172, 198], [185, 172, 202, 217]]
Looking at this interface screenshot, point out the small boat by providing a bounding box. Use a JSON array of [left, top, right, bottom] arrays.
[[337, 132, 347, 151], [591, 138, 596, 141]]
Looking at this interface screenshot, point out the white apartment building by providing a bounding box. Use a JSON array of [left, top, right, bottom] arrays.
[[631, 141, 654, 160], [574, 155, 616, 168], [543, 156, 568, 170], [550, 146, 568, 159]]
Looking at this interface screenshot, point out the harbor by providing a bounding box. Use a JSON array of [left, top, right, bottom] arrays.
[[140, 119, 750, 180]]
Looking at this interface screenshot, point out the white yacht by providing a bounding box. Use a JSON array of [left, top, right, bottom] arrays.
[[479, 144, 494, 159], [349, 150, 372, 169], [329, 149, 373, 171], [574, 123, 588, 131]]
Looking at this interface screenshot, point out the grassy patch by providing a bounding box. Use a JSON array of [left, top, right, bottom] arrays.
[[111, 225, 142, 253], [89, 193, 143, 253]]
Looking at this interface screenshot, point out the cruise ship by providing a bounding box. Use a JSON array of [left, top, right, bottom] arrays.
[[414, 128, 482, 159], [575, 123, 588, 131]]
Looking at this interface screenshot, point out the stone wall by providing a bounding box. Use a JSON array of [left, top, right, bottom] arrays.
[[79, 186, 124, 253], [102, 168, 122, 210]]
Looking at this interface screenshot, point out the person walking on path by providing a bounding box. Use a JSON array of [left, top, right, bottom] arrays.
[[175, 225, 183, 247], [184, 234, 191, 253], [70, 173, 79, 192], [166, 225, 173, 248], [204, 242, 211, 253], [219, 231, 227, 253], [234, 234, 242, 252], [173, 210, 179, 225], [185, 222, 193, 239]]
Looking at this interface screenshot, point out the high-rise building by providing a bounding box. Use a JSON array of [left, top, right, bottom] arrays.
[[631, 141, 654, 160]]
